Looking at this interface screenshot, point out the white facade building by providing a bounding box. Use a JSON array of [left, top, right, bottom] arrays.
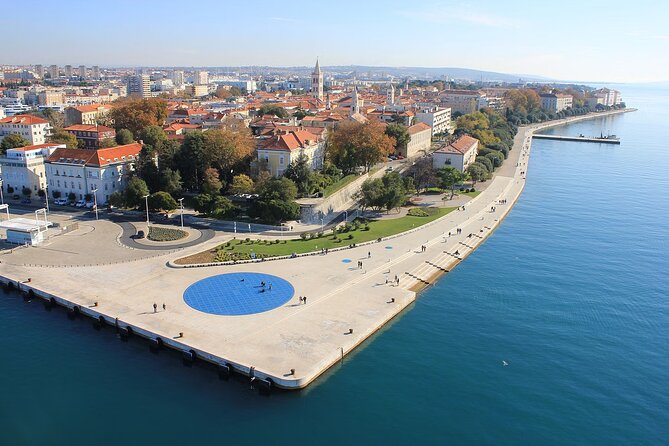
[[415, 107, 453, 136], [432, 135, 479, 172], [0, 114, 52, 145], [404, 122, 432, 158], [45, 143, 142, 204], [0, 143, 64, 195]]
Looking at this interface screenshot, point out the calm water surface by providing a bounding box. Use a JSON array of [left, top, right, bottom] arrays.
[[1, 85, 667, 445]]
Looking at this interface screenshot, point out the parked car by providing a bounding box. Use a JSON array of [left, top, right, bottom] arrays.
[[84, 201, 95, 208], [75, 199, 86, 207], [54, 198, 68, 205]]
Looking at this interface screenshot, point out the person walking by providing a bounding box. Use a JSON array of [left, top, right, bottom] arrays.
[[153, 303, 157, 313], [162, 303, 166, 311], [368, 251, 371, 258]]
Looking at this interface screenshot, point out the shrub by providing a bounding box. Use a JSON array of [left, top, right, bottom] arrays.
[[407, 208, 430, 217], [300, 233, 307, 240], [147, 226, 187, 242], [346, 234, 354, 240], [459, 187, 465, 192], [470, 187, 476, 192], [7, 186, 14, 194]]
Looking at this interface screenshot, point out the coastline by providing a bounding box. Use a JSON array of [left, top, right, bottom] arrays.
[[0, 108, 635, 390]]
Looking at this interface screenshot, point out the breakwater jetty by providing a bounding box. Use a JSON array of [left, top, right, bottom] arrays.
[[532, 134, 620, 144]]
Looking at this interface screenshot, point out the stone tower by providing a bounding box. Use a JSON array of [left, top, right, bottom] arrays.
[[311, 58, 324, 101], [386, 83, 395, 106]]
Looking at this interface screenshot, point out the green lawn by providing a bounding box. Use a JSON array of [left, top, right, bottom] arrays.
[[177, 206, 456, 263], [323, 174, 359, 197]]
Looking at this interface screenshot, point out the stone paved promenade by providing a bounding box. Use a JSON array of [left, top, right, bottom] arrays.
[[0, 109, 633, 389]]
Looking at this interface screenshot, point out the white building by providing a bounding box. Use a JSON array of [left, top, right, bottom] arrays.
[[415, 107, 453, 136], [91, 65, 101, 80], [171, 70, 184, 87], [45, 143, 142, 204], [0, 143, 64, 196], [404, 122, 432, 158], [79, 65, 86, 79], [540, 93, 573, 112], [127, 74, 151, 98], [440, 90, 483, 115], [0, 114, 52, 145], [257, 130, 324, 177], [432, 135, 479, 172], [64, 65, 73, 78], [194, 70, 209, 86]]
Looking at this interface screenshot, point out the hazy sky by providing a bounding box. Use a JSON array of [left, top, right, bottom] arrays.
[[4, 0, 667, 83]]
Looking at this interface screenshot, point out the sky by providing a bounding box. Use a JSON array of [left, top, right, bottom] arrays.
[[4, 0, 668, 83]]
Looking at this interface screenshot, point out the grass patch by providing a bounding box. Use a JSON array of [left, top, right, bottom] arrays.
[[176, 206, 455, 264], [323, 174, 359, 197], [148, 226, 187, 242]]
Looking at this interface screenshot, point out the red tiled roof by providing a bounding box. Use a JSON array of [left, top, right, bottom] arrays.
[[0, 114, 49, 125], [259, 130, 318, 152], [71, 104, 109, 113], [407, 122, 431, 135], [436, 135, 479, 155], [47, 143, 142, 167], [8, 143, 65, 152], [64, 124, 115, 133]]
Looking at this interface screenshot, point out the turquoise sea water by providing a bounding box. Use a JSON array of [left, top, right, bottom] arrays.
[[1, 85, 668, 445]]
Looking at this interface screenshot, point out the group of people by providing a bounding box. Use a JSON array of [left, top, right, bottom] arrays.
[[152, 303, 166, 313], [385, 274, 401, 286], [298, 296, 308, 304], [420, 245, 427, 252], [357, 260, 364, 269]]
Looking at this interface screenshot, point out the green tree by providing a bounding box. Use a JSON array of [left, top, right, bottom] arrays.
[[384, 123, 409, 153], [100, 138, 117, 148], [475, 156, 493, 173], [0, 133, 30, 151], [358, 177, 385, 211], [202, 126, 255, 176], [250, 177, 300, 223], [228, 174, 254, 195], [115, 129, 134, 145], [485, 151, 504, 169], [439, 166, 468, 199], [283, 154, 313, 195], [177, 132, 209, 191], [159, 167, 182, 196], [22, 187, 32, 197], [48, 130, 79, 148], [229, 86, 242, 97], [202, 167, 223, 195], [258, 104, 288, 118], [125, 177, 150, 208], [108, 191, 126, 208], [380, 172, 407, 212], [466, 163, 488, 184], [148, 191, 177, 213]]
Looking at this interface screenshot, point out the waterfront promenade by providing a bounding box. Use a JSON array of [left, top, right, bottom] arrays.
[[0, 108, 633, 389]]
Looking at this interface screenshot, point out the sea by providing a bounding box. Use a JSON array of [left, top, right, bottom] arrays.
[[1, 84, 667, 446]]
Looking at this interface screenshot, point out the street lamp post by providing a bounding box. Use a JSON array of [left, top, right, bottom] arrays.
[[0, 179, 4, 205], [91, 188, 98, 220], [344, 210, 348, 223], [44, 184, 50, 213], [143, 194, 150, 225], [178, 197, 184, 228]]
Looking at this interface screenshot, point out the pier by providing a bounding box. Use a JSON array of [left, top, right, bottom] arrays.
[[532, 134, 620, 144]]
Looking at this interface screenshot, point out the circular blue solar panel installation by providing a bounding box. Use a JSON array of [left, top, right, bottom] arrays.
[[183, 272, 295, 316]]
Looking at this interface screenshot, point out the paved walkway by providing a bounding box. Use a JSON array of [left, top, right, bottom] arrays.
[[0, 109, 633, 389]]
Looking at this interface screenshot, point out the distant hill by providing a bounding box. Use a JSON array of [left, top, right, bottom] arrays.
[[189, 64, 550, 82], [320, 65, 550, 82]]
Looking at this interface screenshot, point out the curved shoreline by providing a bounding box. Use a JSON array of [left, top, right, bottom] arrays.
[[0, 108, 635, 391]]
